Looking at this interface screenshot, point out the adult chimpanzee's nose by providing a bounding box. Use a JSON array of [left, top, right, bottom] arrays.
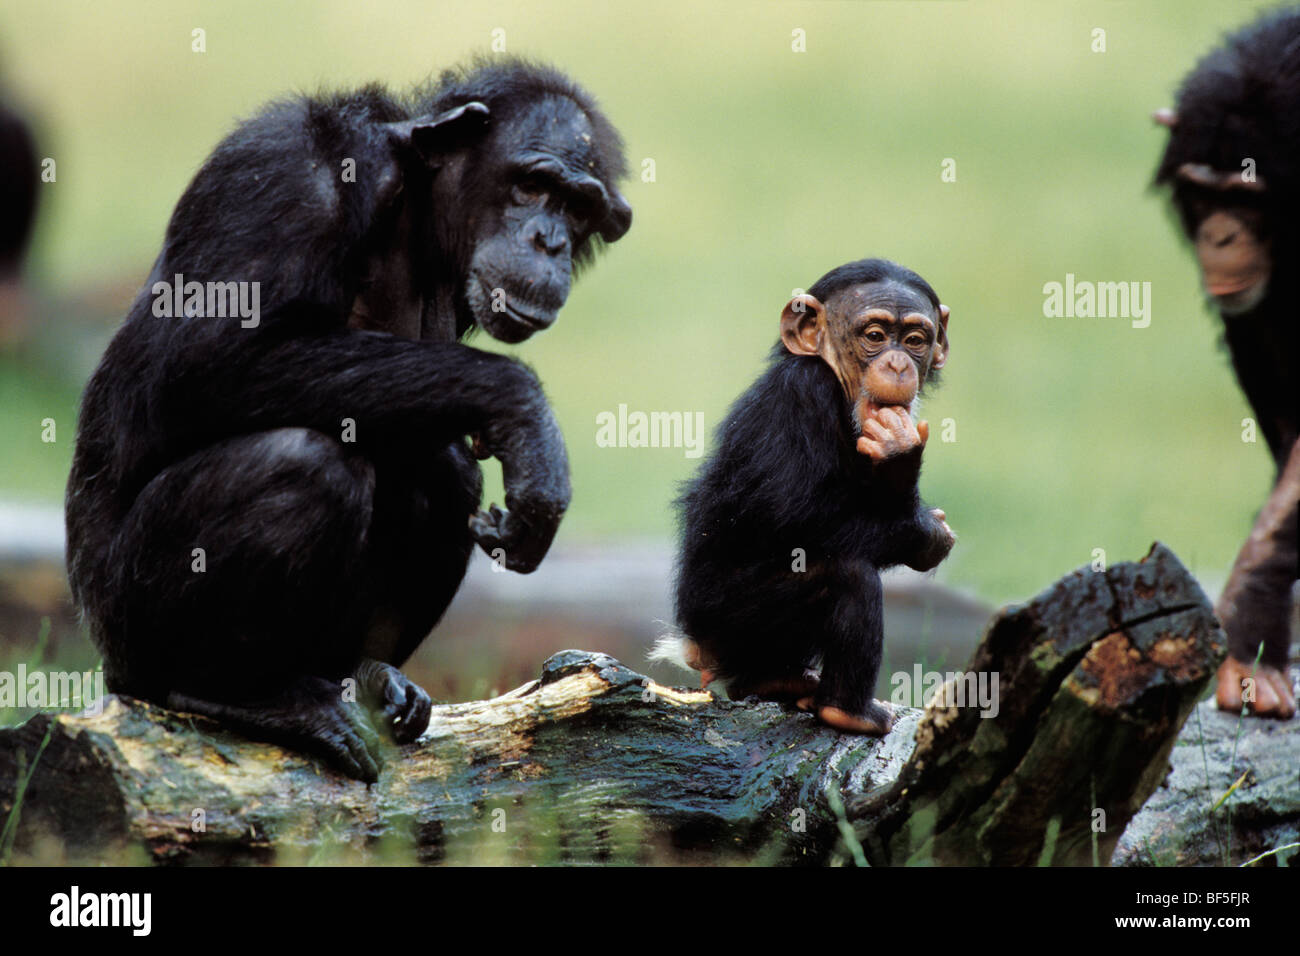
[[532, 218, 569, 256]]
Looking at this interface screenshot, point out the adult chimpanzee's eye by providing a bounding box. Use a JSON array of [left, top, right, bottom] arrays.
[[512, 181, 546, 204], [565, 195, 598, 227]]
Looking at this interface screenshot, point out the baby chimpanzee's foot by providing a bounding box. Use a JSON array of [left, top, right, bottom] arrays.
[[356, 658, 434, 743], [797, 698, 893, 735], [729, 672, 820, 702]]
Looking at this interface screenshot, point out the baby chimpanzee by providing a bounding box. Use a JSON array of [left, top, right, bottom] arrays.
[[657, 258, 954, 735]]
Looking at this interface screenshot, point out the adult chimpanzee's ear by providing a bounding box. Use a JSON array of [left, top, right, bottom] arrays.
[[387, 102, 491, 162], [932, 304, 951, 370], [1151, 107, 1177, 128], [600, 189, 633, 242], [780, 294, 827, 357]]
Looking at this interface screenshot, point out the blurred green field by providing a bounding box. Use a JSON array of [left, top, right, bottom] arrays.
[[0, 0, 1282, 604]]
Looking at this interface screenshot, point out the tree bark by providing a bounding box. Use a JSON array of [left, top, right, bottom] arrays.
[[3, 542, 1290, 866]]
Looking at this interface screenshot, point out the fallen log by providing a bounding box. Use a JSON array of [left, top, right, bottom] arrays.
[[1114, 701, 1300, 867], [2, 542, 1286, 866]]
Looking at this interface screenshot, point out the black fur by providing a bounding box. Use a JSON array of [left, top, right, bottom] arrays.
[[1156, 8, 1299, 469], [65, 58, 630, 780], [0, 95, 37, 278], [1155, 10, 1299, 671], [674, 259, 950, 726]]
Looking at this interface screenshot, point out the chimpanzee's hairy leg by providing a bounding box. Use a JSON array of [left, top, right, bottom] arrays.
[[354, 438, 483, 741], [101, 427, 480, 781], [360, 438, 482, 666], [811, 561, 893, 735]]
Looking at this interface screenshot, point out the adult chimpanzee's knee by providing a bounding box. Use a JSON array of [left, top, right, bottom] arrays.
[[101, 428, 405, 782], [114, 428, 376, 697]]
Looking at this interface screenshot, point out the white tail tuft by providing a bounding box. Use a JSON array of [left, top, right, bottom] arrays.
[[647, 633, 693, 672]]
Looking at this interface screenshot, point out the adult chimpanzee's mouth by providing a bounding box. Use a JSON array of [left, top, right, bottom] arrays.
[[1207, 277, 1268, 316], [499, 296, 555, 330], [1206, 277, 1258, 296], [473, 274, 557, 336]]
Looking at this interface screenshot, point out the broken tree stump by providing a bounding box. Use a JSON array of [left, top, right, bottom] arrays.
[[1, 542, 1274, 866], [850, 541, 1228, 866]]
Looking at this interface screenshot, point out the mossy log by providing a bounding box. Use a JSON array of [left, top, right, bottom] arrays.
[[3, 542, 1286, 866]]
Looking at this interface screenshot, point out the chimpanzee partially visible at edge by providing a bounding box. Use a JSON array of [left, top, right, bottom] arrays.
[[655, 259, 954, 736], [0, 94, 37, 281], [0, 91, 38, 343], [64, 58, 632, 780], [1154, 9, 1299, 718]]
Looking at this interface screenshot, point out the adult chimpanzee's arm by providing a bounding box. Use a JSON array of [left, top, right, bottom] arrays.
[[158, 322, 569, 572], [1217, 438, 1300, 668]]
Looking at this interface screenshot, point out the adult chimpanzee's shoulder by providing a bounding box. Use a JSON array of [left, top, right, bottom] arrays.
[[156, 85, 414, 314], [196, 86, 404, 183]]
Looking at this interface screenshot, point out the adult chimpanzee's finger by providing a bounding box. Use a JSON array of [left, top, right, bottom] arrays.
[[917, 420, 930, 445]]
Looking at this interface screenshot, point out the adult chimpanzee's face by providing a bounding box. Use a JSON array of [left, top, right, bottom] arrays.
[[461, 96, 628, 344], [1179, 190, 1272, 317], [780, 280, 949, 430]]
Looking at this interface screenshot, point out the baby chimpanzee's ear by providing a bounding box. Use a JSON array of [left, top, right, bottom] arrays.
[[780, 294, 827, 357]]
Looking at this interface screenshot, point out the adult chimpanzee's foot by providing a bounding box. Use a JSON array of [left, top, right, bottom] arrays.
[[168, 676, 384, 782], [1216, 657, 1298, 719], [356, 658, 433, 743]]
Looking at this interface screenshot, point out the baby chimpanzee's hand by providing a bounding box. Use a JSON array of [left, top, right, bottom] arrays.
[[857, 406, 927, 461]]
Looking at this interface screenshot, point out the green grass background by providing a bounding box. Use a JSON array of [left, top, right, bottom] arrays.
[[0, 0, 1282, 604]]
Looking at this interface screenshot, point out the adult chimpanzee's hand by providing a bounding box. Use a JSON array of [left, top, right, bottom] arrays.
[[468, 395, 571, 573]]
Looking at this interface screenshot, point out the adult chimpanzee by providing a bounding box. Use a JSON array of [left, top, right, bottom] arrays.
[[0, 93, 38, 345], [65, 58, 632, 780], [0, 95, 37, 281], [656, 259, 954, 735], [1154, 10, 1299, 719]]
